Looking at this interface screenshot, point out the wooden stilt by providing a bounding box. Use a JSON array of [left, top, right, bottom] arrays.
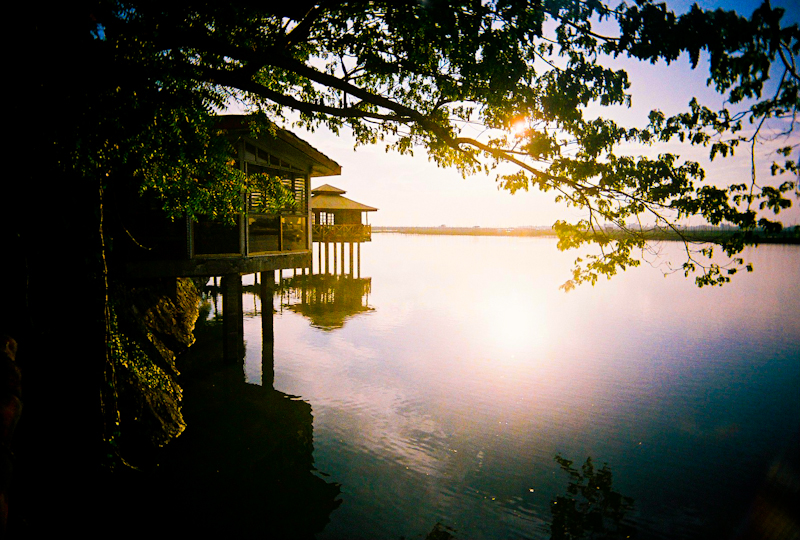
[[221, 274, 244, 364], [349, 242, 354, 276]]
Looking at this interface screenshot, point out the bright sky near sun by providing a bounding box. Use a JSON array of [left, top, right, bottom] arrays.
[[237, 0, 800, 228]]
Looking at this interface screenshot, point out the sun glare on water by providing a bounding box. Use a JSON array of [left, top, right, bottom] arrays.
[[483, 295, 549, 359]]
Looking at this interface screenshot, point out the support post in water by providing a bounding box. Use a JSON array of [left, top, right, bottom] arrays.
[[349, 242, 354, 277], [221, 274, 244, 364]]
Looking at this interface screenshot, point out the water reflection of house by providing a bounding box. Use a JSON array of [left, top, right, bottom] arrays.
[[279, 274, 374, 331], [311, 184, 377, 276], [103, 316, 342, 536]]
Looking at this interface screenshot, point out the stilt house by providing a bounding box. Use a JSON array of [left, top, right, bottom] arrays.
[[126, 116, 341, 278], [311, 184, 377, 243]]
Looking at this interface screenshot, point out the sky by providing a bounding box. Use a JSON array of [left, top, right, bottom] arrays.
[[240, 0, 800, 228]]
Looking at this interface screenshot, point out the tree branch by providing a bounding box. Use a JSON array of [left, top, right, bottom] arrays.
[[284, 2, 330, 48]]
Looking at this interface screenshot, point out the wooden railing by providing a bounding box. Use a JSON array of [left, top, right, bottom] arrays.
[[313, 224, 372, 242]]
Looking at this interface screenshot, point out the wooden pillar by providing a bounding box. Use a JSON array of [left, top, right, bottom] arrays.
[[324, 242, 329, 274], [239, 212, 246, 256], [340, 242, 345, 275], [357, 243, 361, 278], [221, 274, 244, 364], [212, 276, 220, 315], [349, 242, 354, 277], [333, 241, 338, 275]]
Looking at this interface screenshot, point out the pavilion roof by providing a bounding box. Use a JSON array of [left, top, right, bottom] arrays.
[[312, 184, 347, 195], [311, 194, 377, 212], [310, 184, 377, 212]]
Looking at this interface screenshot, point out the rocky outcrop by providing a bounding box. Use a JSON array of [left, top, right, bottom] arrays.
[[113, 277, 201, 452]]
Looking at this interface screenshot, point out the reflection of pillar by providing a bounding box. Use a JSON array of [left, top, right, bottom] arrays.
[[262, 326, 274, 389], [260, 270, 275, 387], [349, 243, 354, 277], [221, 274, 244, 364], [260, 271, 274, 342]]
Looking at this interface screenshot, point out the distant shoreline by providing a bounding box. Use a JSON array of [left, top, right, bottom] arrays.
[[373, 226, 800, 244], [373, 226, 555, 237]]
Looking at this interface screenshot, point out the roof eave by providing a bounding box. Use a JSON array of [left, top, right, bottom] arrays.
[[216, 115, 341, 177]]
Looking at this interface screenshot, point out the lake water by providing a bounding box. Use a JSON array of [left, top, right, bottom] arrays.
[[205, 234, 799, 539]]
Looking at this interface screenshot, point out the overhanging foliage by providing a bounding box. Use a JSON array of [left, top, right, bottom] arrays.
[[34, 0, 800, 286]]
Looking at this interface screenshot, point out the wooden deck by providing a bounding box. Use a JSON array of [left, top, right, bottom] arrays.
[[312, 224, 371, 243], [126, 250, 311, 279]]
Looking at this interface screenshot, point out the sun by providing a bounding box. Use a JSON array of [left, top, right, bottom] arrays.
[[510, 118, 528, 138]]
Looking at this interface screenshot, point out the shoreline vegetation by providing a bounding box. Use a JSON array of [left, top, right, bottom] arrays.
[[373, 225, 800, 244]]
